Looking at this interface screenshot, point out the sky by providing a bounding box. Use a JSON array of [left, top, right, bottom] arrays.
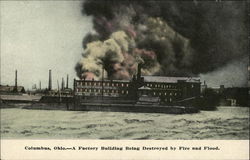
[[0, 1, 92, 89], [0, 1, 248, 90]]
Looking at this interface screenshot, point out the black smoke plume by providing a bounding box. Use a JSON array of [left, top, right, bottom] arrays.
[[75, 0, 248, 83]]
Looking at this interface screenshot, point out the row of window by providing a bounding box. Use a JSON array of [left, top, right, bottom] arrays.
[[76, 88, 179, 96], [139, 91, 179, 96], [154, 92, 178, 96], [76, 82, 184, 89], [76, 88, 129, 94], [145, 83, 177, 89], [77, 82, 129, 87]]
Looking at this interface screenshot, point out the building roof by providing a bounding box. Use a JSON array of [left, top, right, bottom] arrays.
[[0, 94, 41, 101], [143, 76, 200, 83], [77, 79, 130, 83]]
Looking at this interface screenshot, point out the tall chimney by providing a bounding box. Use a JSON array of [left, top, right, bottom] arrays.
[[39, 81, 41, 90], [66, 74, 69, 89], [13, 70, 18, 92], [61, 77, 65, 90], [48, 70, 52, 90], [15, 70, 17, 88]]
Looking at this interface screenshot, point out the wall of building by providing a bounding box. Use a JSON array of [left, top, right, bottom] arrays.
[[74, 77, 201, 104], [74, 80, 130, 97]]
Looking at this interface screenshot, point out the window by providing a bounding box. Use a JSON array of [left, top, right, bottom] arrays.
[[121, 83, 124, 87]]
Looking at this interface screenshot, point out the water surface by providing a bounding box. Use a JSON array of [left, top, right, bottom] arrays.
[[1, 106, 249, 139]]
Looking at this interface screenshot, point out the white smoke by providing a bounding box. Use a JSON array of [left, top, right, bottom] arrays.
[[200, 57, 248, 88]]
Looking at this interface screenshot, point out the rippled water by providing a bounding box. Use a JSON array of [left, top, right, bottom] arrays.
[[1, 106, 249, 139]]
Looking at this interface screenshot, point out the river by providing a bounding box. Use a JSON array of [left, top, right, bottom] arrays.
[[1, 106, 249, 139]]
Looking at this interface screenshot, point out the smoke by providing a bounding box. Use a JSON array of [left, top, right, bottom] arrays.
[[75, 0, 248, 85], [200, 57, 248, 87]]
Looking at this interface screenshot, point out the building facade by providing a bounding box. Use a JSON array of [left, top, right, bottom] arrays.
[[74, 65, 201, 104]]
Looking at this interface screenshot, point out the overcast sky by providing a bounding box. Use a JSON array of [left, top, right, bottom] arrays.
[[0, 1, 92, 89]]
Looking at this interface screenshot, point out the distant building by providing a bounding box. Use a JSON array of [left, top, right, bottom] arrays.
[[0, 70, 25, 94], [0, 85, 25, 94], [220, 87, 249, 106]]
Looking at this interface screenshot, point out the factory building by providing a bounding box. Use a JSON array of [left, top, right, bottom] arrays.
[[0, 70, 26, 94], [74, 64, 201, 104]]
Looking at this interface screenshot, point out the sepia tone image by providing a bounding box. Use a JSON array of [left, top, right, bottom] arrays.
[[0, 0, 249, 140]]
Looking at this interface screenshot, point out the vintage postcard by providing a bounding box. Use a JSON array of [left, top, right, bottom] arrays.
[[0, 0, 249, 159]]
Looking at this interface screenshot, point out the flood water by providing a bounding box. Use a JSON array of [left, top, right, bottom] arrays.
[[1, 106, 249, 139]]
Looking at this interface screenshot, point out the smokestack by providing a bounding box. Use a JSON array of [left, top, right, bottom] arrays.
[[48, 70, 52, 90], [39, 81, 41, 90], [66, 74, 69, 89], [61, 77, 65, 90], [13, 70, 18, 92], [15, 70, 17, 88]]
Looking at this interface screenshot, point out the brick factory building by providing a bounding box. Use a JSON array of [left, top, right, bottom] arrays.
[[74, 64, 201, 104]]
